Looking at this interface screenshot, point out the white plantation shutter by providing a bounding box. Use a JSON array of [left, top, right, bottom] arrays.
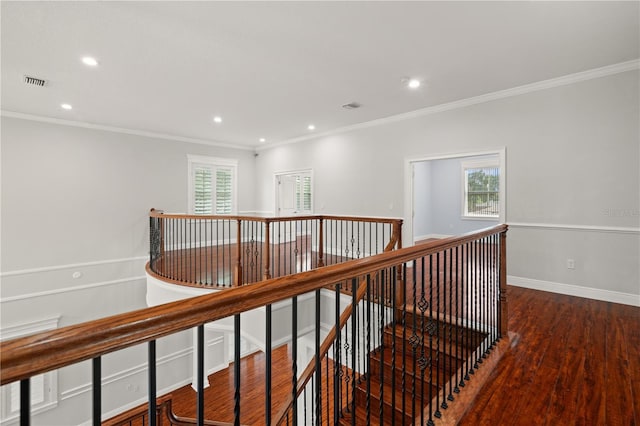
[[188, 156, 237, 215], [215, 168, 233, 214], [301, 175, 312, 212], [193, 166, 213, 215], [294, 174, 313, 213]]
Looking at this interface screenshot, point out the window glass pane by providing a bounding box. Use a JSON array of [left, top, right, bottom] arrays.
[[465, 166, 499, 217]]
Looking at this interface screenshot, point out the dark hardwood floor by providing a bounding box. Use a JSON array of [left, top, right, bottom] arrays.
[[166, 286, 639, 425], [459, 286, 639, 425]]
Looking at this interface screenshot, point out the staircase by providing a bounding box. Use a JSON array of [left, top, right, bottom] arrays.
[[340, 311, 488, 425]]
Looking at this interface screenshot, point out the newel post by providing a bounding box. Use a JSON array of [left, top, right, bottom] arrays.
[[263, 220, 271, 280], [318, 218, 325, 268], [499, 228, 508, 336], [234, 219, 243, 286]]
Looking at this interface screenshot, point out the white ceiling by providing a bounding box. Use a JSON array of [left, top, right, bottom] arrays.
[[2, 1, 638, 149]]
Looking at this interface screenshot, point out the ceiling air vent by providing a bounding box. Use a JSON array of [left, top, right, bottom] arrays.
[[24, 75, 47, 87], [342, 102, 361, 110]]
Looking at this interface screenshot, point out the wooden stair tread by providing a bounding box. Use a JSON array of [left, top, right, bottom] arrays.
[[383, 326, 471, 360], [369, 345, 453, 381]]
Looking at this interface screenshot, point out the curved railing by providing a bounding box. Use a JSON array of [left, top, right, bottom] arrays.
[[149, 209, 403, 287], [2, 224, 507, 426]]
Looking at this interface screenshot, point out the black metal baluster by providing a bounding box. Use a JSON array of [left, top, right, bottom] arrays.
[[334, 282, 341, 424], [434, 251, 442, 419], [20, 378, 29, 426], [234, 315, 241, 426], [312, 374, 316, 426], [266, 304, 272, 425], [325, 356, 329, 426], [315, 289, 322, 426], [196, 325, 204, 426], [464, 242, 471, 382], [344, 300, 350, 415], [411, 259, 417, 422], [93, 357, 101, 426], [390, 267, 397, 426], [292, 296, 298, 425], [427, 254, 435, 426], [445, 249, 458, 401], [148, 340, 157, 426], [473, 240, 479, 371], [379, 270, 385, 424], [401, 262, 407, 426], [366, 274, 372, 426], [454, 245, 461, 395], [419, 256, 427, 426], [351, 277, 357, 425]]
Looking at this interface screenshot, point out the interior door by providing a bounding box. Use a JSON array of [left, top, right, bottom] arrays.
[[278, 175, 298, 216]]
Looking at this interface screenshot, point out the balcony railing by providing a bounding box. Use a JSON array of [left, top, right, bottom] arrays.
[[149, 209, 403, 287], [1, 223, 507, 426]]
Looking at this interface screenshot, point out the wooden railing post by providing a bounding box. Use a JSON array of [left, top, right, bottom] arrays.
[[234, 220, 243, 286], [318, 218, 324, 268], [499, 228, 508, 336], [263, 220, 271, 280]]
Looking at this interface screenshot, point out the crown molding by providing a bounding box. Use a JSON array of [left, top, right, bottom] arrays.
[[258, 59, 640, 151], [0, 111, 255, 152]]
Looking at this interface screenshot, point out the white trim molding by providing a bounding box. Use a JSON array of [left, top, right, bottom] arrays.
[[1, 111, 254, 151], [508, 276, 640, 307], [508, 222, 639, 235], [0, 256, 147, 277], [0, 276, 146, 303]]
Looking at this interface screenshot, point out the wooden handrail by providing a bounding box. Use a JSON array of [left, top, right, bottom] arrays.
[[0, 224, 506, 386], [148, 209, 403, 225]]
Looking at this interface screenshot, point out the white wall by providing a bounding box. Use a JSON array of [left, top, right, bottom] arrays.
[[412, 161, 432, 238], [255, 69, 640, 304], [0, 116, 256, 424], [414, 155, 499, 239]]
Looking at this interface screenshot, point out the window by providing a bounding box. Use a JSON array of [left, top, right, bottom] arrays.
[[188, 155, 237, 215], [1, 317, 59, 422], [462, 161, 499, 218]]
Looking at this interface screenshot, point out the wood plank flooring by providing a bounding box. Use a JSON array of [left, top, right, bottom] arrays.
[[166, 286, 639, 425], [459, 286, 639, 425]]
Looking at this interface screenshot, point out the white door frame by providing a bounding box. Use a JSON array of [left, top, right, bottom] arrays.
[[404, 148, 506, 246]]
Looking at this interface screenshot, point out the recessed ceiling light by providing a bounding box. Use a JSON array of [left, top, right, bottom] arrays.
[[213, 116, 222, 124], [82, 56, 99, 67], [407, 78, 421, 89], [60, 103, 73, 110], [308, 124, 315, 131], [259, 138, 266, 143]]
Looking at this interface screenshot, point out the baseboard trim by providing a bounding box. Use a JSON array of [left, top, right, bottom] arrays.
[[508, 275, 640, 307]]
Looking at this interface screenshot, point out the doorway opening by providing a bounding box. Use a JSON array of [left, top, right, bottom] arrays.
[[404, 149, 506, 245]]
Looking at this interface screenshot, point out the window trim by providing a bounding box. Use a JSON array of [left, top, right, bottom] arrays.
[[461, 159, 500, 219], [187, 155, 238, 215]]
